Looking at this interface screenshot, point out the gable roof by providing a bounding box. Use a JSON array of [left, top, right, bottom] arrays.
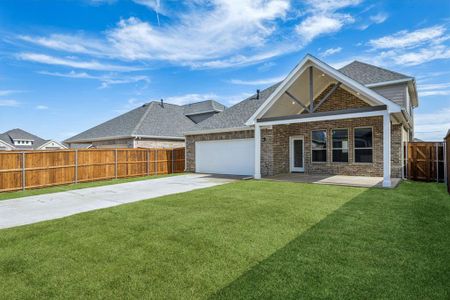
[[185, 55, 408, 135], [189, 83, 281, 133], [183, 100, 225, 116], [65, 101, 201, 143], [0, 128, 49, 149], [339, 61, 412, 85]]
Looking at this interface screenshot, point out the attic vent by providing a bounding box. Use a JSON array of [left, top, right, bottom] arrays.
[[160, 99, 164, 107], [256, 89, 260, 100]]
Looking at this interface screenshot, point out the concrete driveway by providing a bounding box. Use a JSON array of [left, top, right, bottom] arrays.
[[0, 174, 237, 229]]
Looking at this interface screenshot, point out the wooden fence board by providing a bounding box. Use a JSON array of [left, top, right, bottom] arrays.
[[0, 148, 185, 192], [407, 142, 444, 182]]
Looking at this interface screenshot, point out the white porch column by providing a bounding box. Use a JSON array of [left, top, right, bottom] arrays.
[[383, 111, 391, 187], [254, 123, 261, 179]]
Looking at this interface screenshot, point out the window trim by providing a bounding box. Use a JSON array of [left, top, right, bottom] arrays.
[[332, 128, 349, 163], [311, 129, 328, 163], [353, 126, 374, 164]]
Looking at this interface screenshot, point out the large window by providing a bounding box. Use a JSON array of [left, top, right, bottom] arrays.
[[332, 129, 348, 162], [311, 130, 327, 162], [354, 127, 373, 163]]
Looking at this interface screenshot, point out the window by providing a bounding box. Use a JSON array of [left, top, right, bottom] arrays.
[[311, 130, 327, 162], [332, 129, 348, 162], [354, 127, 373, 163]]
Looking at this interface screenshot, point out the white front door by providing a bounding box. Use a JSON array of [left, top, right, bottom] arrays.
[[290, 136, 304, 172]]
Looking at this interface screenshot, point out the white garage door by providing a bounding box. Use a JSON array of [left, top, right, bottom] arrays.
[[195, 138, 255, 176]]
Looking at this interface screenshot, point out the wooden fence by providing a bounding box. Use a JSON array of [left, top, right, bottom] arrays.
[[445, 132, 450, 194], [0, 148, 185, 192], [406, 142, 444, 182]]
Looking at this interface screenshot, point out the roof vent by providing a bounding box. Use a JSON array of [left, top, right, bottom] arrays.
[[256, 89, 260, 100], [160, 98, 164, 107]]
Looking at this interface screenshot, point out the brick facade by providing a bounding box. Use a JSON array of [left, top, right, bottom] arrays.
[[185, 85, 407, 178]]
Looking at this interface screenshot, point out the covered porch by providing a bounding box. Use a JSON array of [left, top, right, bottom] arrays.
[[266, 173, 401, 188]]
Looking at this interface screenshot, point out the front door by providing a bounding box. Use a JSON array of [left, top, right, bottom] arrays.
[[290, 136, 304, 172]]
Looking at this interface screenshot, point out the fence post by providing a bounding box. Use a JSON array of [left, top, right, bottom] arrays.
[[154, 149, 158, 175], [171, 149, 174, 174], [22, 152, 26, 191], [115, 149, 118, 179], [75, 149, 78, 184], [147, 150, 150, 176], [436, 143, 439, 182]]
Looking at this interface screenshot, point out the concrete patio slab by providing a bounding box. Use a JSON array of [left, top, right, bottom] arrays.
[[0, 174, 236, 229], [266, 173, 401, 188]]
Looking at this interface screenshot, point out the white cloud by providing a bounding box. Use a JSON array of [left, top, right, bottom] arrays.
[[0, 90, 21, 96], [369, 25, 446, 49], [295, 0, 359, 42], [17, 0, 364, 69], [164, 93, 217, 106], [36, 105, 49, 110], [17, 53, 141, 71], [0, 99, 20, 107], [417, 81, 450, 97], [38, 70, 150, 88], [415, 108, 450, 140], [389, 45, 450, 66], [369, 12, 388, 24], [320, 47, 342, 57], [229, 76, 284, 86]]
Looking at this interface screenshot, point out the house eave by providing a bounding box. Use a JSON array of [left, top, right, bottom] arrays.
[[66, 134, 185, 144], [184, 126, 251, 136]]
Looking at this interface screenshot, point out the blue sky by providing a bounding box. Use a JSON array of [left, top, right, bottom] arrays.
[[1, 0, 450, 141]]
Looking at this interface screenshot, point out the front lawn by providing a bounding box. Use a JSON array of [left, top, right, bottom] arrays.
[[0, 180, 448, 299]]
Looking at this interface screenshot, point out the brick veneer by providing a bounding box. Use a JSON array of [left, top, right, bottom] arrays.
[[302, 84, 369, 114]]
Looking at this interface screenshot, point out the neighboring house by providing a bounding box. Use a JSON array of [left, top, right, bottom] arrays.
[[0, 128, 67, 151], [185, 54, 418, 187], [65, 100, 225, 149]]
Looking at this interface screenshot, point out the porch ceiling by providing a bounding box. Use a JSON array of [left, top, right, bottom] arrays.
[[262, 65, 378, 119]]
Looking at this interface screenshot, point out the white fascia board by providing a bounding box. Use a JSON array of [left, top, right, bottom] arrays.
[[0, 139, 14, 150], [257, 110, 387, 127], [365, 78, 413, 87], [184, 127, 251, 136], [65, 135, 184, 143], [245, 55, 311, 126], [245, 54, 402, 126], [37, 140, 68, 150]]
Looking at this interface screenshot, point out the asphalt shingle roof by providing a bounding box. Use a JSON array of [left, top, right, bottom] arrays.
[[195, 83, 281, 131], [183, 100, 225, 115], [188, 60, 414, 133], [0, 128, 49, 149], [338, 61, 411, 85], [65, 101, 201, 143]]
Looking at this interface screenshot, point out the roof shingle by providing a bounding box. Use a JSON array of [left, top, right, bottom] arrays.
[[338, 61, 411, 85]]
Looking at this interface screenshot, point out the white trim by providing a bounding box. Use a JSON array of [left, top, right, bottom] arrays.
[[184, 109, 223, 116], [365, 78, 413, 88], [66, 134, 184, 143], [254, 124, 261, 179], [184, 127, 251, 136], [0, 139, 15, 150], [257, 110, 386, 127], [289, 136, 305, 172], [383, 111, 392, 187], [37, 140, 68, 150], [245, 54, 401, 126]]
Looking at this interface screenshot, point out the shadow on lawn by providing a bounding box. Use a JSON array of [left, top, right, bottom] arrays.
[[211, 182, 450, 299]]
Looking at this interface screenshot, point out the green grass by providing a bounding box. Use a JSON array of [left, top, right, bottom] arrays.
[[0, 180, 449, 299], [0, 173, 181, 201]]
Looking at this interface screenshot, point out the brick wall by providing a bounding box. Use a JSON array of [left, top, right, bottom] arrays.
[[271, 117, 385, 177], [135, 139, 185, 149], [303, 85, 370, 114]]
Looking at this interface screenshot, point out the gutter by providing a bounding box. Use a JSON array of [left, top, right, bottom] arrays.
[[65, 134, 185, 143], [184, 126, 252, 136]]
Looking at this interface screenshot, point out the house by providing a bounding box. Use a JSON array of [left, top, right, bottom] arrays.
[[184, 54, 418, 187], [0, 128, 67, 151], [65, 99, 225, 149]]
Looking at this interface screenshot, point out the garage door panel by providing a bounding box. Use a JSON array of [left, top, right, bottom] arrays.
[[195, 139, 254, 175]]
